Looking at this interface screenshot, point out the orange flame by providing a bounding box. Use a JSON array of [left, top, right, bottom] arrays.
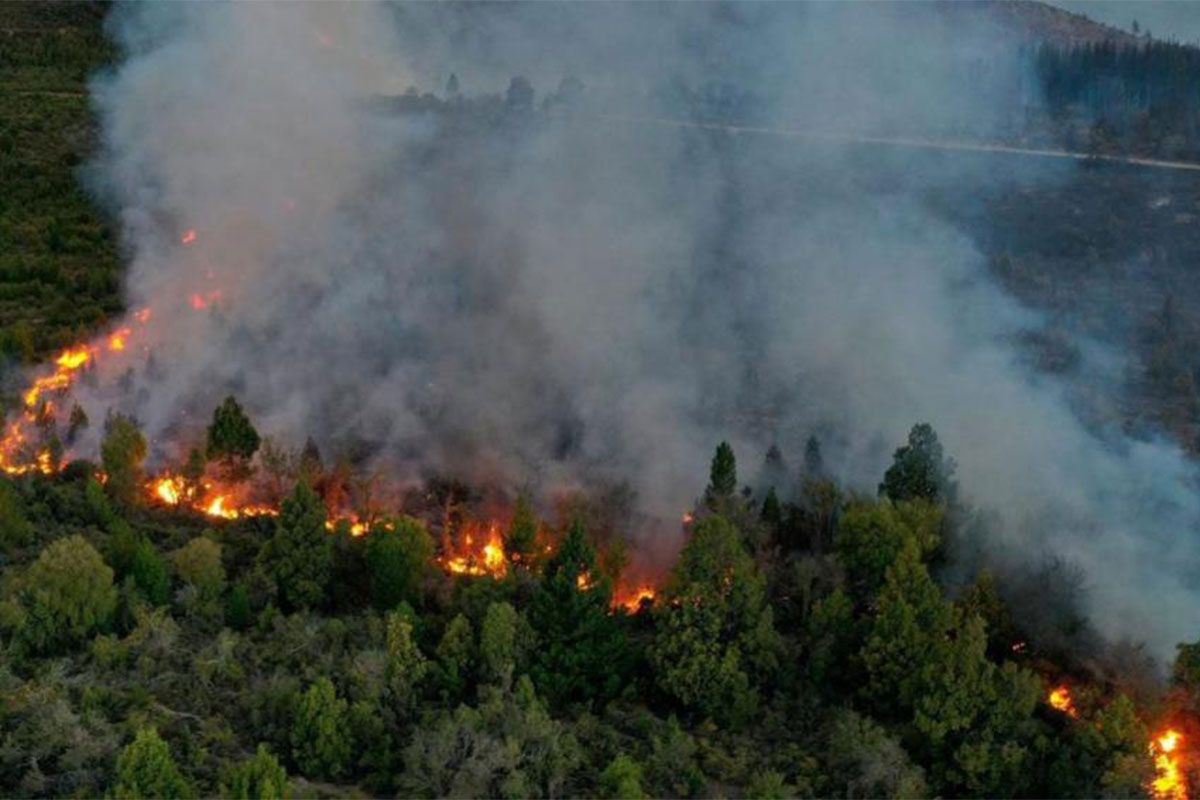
[[442, 522, 509, 578], [152, 476, 185, 505], [108, 327, 132, 352], [614, 584, 657, 613], [180, 229, 197, 245], [0, 304, 159, 478], [1152, 729, 1188, 800], [1048, 685, 1078, 718]]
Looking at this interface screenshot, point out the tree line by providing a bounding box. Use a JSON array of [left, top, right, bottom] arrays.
[[2, 396, 1197, 797]]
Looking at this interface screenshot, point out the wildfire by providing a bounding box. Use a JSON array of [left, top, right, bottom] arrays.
[[442, 522, 509, 578], [1, 306, 156, 477], [152, 475, 187, 505], [1048, 685, 1078, 718], [1152, 729, 1188, 800], [108, 327, 132, 351], [614, 585, 657, 613], [180, 228, 197, 245]]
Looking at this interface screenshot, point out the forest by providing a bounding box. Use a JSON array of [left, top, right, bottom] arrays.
[[1033, 39, 1200, 160], [2, 400, 1196, 798], [4, 2, 1200, 798]]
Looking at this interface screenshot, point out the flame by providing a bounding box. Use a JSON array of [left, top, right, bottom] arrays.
[[442, 522, 509, 578], [1152, 729, 1188, 800], [152, 476, 184, 505], [56, 347, 90, 369], [134, 307, 152, 324], [324, 516, 369, 536], [1048, 685, 1078, 718], [108, 327, 132, 352], [180, 229, 197, 245], [614, 584, 657, 613], [1, 307, 156, 477]]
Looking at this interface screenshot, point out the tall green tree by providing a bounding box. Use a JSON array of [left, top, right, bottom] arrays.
[[649, 515, 779, 726], [100, 413, 146, 506], [111, 728, 191, 799], [130, 538, 170, 606], [879, 423, 957, 504], [858, 546, 1041, 795], [206, 395, 261, 462], [528, 518, 628, 708], [206, 395, 261, 480], [366, 516, 432, 610], [291, 678, 351, 781], [505, 493, 538, 563], [704, 441, 738, 511], [433, 614, 475, 703], [835, 499, 941, 602], [384, 610, 429, 716], [479, 601, 526, 688], [261, 482, 332, 611], [173, 536, 225, 621]]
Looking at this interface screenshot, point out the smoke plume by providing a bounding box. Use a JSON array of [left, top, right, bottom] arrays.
[[82, 3, 1198, 658]]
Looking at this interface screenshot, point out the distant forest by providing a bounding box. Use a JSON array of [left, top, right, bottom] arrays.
[[1034, 40, 1200, 160]]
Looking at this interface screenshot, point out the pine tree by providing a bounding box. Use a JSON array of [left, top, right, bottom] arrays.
[[112, 728, 191, 799], [261, 482, 332, 611], [291, 678, 351, 780], [528, 518, 628, 708], [206, 396, 261, 480], [879, 423, 957, 504], [704, 441, 737, 511], [505, 493, 538, 562], [101, 413, 146, 506]]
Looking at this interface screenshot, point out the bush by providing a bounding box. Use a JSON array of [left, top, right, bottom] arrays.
[[21, 534, 115, 653]]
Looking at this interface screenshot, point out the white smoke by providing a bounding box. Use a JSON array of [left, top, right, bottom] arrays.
[[79, 3, 1199, 658]]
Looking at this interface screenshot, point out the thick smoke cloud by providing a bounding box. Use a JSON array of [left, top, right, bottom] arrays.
[[85, 3, 1198, 657]]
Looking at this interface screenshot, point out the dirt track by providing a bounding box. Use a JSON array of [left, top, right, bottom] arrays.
[[568, 111, 1200, 173]]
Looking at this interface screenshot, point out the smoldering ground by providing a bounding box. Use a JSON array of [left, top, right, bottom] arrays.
[[78, 3, 1199, 659]]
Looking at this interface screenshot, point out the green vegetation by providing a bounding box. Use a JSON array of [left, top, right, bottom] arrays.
[[0, 421, 1188, 797], [2, 5, 1197, 797], [0, 2, 122, 362]]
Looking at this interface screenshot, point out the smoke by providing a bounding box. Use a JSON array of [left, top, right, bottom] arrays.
[[82, 3, 1198, 658]]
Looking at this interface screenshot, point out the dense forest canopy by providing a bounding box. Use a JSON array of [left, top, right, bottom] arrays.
[[4, 2, 1200, 798]]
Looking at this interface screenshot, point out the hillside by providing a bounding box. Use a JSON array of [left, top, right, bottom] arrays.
[[2, 3, 1200, 800], [0, 1, 120, 365], [976, 0, 1140, 47]]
